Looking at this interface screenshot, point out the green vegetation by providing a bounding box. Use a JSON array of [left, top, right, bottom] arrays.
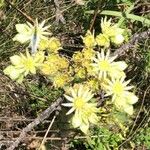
[[0, 0, 149, 149]]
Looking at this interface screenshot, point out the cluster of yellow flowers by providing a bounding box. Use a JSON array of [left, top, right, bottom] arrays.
[[90, 49, 138, 115], [72, 48, 96, 79], [4, 20, 72, 88], [41, 54, 72, 88], [39, 37, 62, 54], [96, 17, 125, 47], [63, 18, 138, 133], [4, 17, 138, 134]]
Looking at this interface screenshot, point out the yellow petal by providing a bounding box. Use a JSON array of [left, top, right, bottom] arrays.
[[4, 65, 14, 75], [109, 70, 126, 79], [112, 61, 127, 71], [82, 30, 96, 48], [16, 74, 24, 83], [80, 122, 89, 134], [30, 67, 36, 74], [124, 105, 133, 115], [89, 113, 99, 124], [15, 24, 31, 33], [126, 92, 138, 104], [111, 34, 124, 45], [13, 34, 30, 43], [4, 66, 22, 80], [10, 55, 22, 65], [34, 51, 45, 64], [72, 115, 82, 128]]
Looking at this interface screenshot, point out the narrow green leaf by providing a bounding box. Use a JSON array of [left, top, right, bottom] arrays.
[[118, 4, 135, 25], [85, 10, 150, 26]]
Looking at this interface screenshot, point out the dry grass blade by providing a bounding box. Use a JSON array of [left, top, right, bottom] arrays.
[[39, 115, 56, 150]]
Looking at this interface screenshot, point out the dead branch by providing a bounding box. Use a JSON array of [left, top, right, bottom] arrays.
[[6, 98, 63, 150], [114, 28, 150, 56]]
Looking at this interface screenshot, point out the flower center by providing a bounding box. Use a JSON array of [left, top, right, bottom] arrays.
[[98, 60, 110, 71], [112, 81, 124, 95], [25, 59, 35, 70], [84, 36, 95, 47], [74, 97, 85, 109]]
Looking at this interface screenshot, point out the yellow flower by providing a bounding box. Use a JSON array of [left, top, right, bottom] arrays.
[[57, 56, 69, 70], [13, 19, 51, 51], [96, 33, 110, 47], [47, 37, 62, 53], [4, 50, 45, 83], [82, 30, 96, 48], [39, 37, 62, 53], [39, 39, 49, 50], [18, 51, 44, 75], [40, 61, 57, 75], [72, 103, 99, 134], [91, 50, 117, 79], [104, 77, 134, 101], [53, 73, 72, 88], [72, 51, 83, 64], [62, 85, 99, 134], [92, 50, 127, 79], [108, 61, 127, 79], [40, 60, 57, 76], [74, 67, 86, 79], [101, 17, 112, 35], [100, 17, 125, 45], [82, 60, 92, 70], [82, 48, 96, 59], [40, 54, 69, 75], [62, 85, 94, 115], [85, 78, 100, 92], [72, 49, 95, 77]]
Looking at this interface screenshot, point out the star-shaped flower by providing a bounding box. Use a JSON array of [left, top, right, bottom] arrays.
[[13, 19, 51, 53], [62, 85, 99, 133], [91, 50, 127, 79], [104, 77, 134, 101]]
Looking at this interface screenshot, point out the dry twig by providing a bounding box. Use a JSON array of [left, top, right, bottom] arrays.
[[6, 98, 63, 150], [39, 115, 56, 149], [118, 86, 150, 148]]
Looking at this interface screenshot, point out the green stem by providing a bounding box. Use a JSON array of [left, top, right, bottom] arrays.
[[86, 10, 150, 26]]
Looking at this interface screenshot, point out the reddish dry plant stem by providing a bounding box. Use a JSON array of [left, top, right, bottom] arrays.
[[89, 1, 104, 31], [5, 0, 34, 24]]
